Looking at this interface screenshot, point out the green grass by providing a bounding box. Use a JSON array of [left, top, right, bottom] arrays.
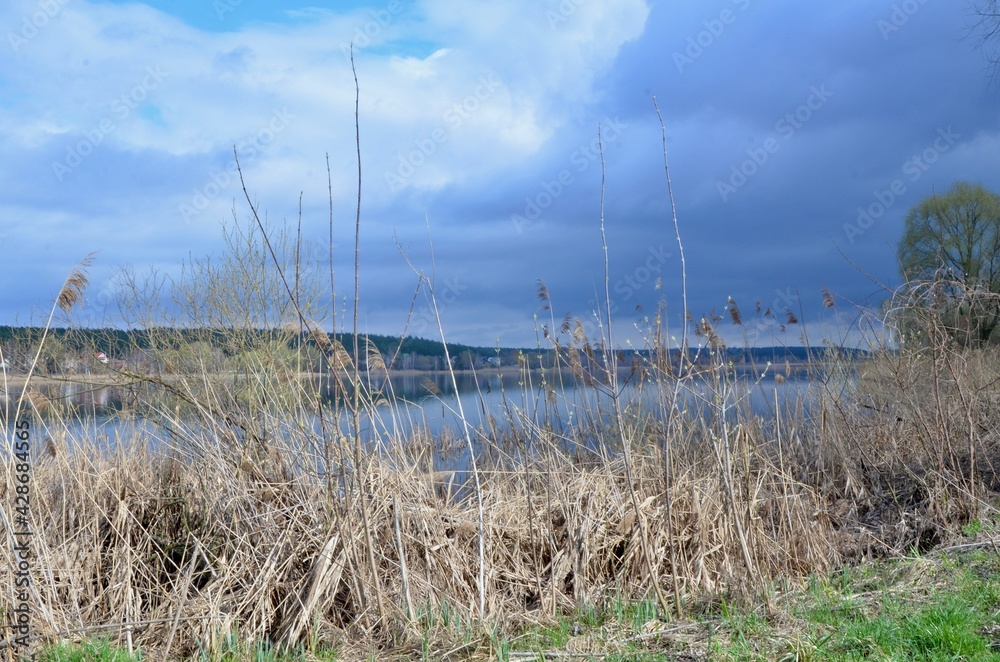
[[794, 550, 1000, 661], [200, 629, 340, 662], [491, 541, 1000, 661], [35, 638, 141, 662], [33, 632, 341, 662], [706, 546, 1000, 661]]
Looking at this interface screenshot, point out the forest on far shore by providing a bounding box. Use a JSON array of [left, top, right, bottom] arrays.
[[0, 325, 847, 376]]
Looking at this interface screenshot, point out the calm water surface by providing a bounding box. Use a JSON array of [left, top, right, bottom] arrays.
[[4, 367, 827, 445]]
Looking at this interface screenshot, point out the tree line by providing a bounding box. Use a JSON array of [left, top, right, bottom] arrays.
[[0, 324, 844, 377], [0, 326, 547, 375]]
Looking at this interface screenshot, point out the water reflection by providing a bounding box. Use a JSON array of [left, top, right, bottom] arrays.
[[4, 367, 819, 439], [1, 368, 840, 505]]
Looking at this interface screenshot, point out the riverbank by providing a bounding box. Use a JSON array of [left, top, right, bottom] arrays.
[[36, 532, 1000, 659], [0, 357, 829, 394], [2, 346, 996, 659]]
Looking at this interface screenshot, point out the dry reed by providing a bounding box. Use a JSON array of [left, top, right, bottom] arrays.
[[2, 331, 997, 659]]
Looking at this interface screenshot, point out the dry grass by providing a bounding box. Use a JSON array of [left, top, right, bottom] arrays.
[[2, 334, 998, 659]]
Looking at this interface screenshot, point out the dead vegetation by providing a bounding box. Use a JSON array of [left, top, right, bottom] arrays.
[[1, 332, 999, 659]]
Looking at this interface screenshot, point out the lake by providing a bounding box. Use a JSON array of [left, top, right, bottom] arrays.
[[3, 366, 824, 462]]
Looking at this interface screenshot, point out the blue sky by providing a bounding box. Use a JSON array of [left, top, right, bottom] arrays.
[[2, 0, 998, 348]]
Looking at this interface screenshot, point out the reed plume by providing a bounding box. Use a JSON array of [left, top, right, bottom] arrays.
[[537, 279, 551, 311], [727, 296, 743, 326], [56, 252, 96, 313], [821, 287, 836, 309], [365, 340, 386, 371]]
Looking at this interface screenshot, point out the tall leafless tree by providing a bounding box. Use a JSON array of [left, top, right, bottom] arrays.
[[969, 1, 1000, 82]]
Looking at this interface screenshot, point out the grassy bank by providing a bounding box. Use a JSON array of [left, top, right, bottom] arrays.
[[28, 532, 1000, 660], [2, 335, 999, 659], [501, 534, 1000, 660]]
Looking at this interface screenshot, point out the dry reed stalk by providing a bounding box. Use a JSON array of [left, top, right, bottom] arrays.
[[8, 368, 992, 659], [344, 45, 387, 629]]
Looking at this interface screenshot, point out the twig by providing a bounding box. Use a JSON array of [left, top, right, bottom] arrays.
[[928, 538, 1000, 556], [393, 494, 416, 630], [394, 219, 488, 619], [508, 653, 608, 660], [619, 620, 703, 644], [652, 97, 687, 376]]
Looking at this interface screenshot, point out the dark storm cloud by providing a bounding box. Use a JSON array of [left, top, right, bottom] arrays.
[[2, 0, 998, 349]]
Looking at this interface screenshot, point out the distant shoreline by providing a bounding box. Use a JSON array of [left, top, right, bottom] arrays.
[[0, 357, 837, 393]]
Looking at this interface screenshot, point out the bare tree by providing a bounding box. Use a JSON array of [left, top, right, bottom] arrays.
[[969, 1, 1000, 82]]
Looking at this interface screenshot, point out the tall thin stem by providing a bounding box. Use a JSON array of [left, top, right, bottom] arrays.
[[652, 97, 685, 618], [397, 219, 487, 620], [349, 43, 387, 626], [653, 98, 688, 377], [596, 125, 669, 617]]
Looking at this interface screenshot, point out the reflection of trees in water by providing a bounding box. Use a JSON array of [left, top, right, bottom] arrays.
[[19, 383, 123, 417], [318, 371, 488, 406], [23, 381, 162, 419], [28, 369, 805, 442]]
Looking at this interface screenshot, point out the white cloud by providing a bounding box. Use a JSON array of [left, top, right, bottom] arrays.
[[3, 0, 650, 198]]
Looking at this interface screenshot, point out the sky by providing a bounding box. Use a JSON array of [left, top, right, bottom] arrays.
[[2, 0, 998, 349]]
